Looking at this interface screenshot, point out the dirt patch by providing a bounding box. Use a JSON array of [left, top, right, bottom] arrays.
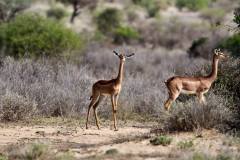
[[0, 123, 239, 160], [0, 124, 148, 144], [0, 123, 150, 158]]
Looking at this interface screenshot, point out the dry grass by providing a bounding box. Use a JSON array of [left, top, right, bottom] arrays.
[[0, 44, 238, 135], [2, 143, 74, 160], [154, 93, 235, 133], [0, 45, 208, 121]]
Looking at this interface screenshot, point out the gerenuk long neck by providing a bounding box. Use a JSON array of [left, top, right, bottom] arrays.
[[207, 56, 219, 81], [116, 60, 124, 84]]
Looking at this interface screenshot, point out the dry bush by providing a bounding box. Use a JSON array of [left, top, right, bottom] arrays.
[[154, 58, 240, 133], [212, 0, 238, 12], [0, 45, 209, 120], [157, 93, 235, 133], [213, 58, 240, 131], [82, 45, 208, 118], [0, 44, 237, 134], [181, 152, 240, 160], [0, 91, 37, 122], [0, 57, 95, 118], [200, 8, 225, 25], [1, 44, 236, 127], [4, 143, 74, 160], [155, 59, 240, 133], [158, 20, 209, 49], [138, 18, 210, 49]]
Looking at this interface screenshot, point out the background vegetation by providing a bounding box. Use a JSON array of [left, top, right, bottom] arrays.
[[0, 14, 82, 58], [0, 0, 240, 159], [0, 0, 239, 135]]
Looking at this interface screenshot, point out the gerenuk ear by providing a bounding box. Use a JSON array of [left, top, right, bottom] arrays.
[[126, 53, 135, 58], [214, 49, 219, 55]]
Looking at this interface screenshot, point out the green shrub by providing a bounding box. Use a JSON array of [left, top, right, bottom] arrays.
[[0, 155, 7, 160], [191, 153, 210, 160], [47, 7, 67, 20], [177, 140, 194, 149], [0, 14, 82, 58], [216, 154, 232, 160], [96, 8, 121, 35], [132, 0, 160, 17], [7, 143, 49, 160], [233, 6, 240, 28], [188, 37, 208, 58], [132, 0, 142, 4], [95, 8, 139, 44], [105, 149, 118, 155], [150, 135, 172, 146], [191, 153, 234, 160], [176, 0, 210, 11], [219, 34, 240, 57], [25, 144, 48, 160], [6, 143, 74, 160], [56, 152, 75, 160], [144, 0, 160, 17], [113, 26, 139, 44], [158, 0, 174, 10]]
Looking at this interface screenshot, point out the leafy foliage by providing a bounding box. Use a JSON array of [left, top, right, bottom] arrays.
[[132, 0, 160, 17], [233, 6, 240, 28], [177, 140, 194, 149], [213, 58, 240, 130], [0, 14, 82, 58], [176, 0, 210, 11], [188, 37, 208, 58], [47, 7, 68, 20], [150, 135, 172, 146], [0, 155, 7, 160], [96, 8, 140, 44], [96, 8, 121, 35], [219, 34, 240, 57], [188, 32, 226, 59], [113, 26, 139, 44], [105, 149, 119, 155]]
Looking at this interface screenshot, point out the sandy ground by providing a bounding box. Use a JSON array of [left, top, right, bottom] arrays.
[[0, 122, 239, 160]]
